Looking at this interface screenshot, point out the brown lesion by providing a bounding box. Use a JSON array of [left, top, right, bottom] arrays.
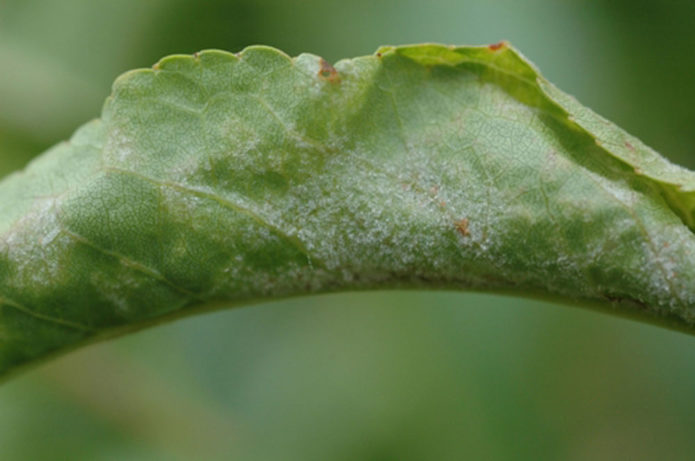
[[488, 41, 507, 51], [454, 218, 470, 237], [318, 58, 340, 84], [603, 294, 649, 311]]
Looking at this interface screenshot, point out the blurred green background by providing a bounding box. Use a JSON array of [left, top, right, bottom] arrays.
[[2, 1, 695, 459]]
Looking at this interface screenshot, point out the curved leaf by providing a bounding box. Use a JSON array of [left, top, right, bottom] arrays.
[[1, 43, 694, 381]]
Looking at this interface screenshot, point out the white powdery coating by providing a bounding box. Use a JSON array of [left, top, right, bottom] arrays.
[[2, 45, 695, 352], [3, 198, 67, 285]]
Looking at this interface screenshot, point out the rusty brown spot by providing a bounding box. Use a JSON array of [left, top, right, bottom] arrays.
[[488, 41, 507, 51], [376, 52, 382, 58], [455, 218, 470, 237], [625, 141, 635, 151], [439, 201, 447, 208], [318, 58, 340, 83]]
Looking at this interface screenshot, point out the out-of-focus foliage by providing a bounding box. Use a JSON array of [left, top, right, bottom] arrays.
[[1, 1, 695, 460]]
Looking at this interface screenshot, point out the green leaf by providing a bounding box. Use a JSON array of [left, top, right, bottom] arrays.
[[1, 43, 694, 381]]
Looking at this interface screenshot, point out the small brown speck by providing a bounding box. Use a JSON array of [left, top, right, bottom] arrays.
[[455, 218, 470, 237], [625, 141, 635, 151], [488, 41, 506, 51], [605, 294, 620, 303], [318, 58, 340, 83], [376, 52, 382, 58]]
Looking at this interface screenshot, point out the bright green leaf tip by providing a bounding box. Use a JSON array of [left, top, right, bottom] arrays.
[[1, 43, 694, 382]]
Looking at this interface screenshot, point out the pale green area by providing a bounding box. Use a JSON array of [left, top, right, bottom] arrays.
[[2, 1, 695, 460]]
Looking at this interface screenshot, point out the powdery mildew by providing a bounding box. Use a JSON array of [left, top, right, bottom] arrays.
[[0, 44, 694, 375]]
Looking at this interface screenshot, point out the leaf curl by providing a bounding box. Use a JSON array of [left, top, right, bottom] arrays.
[[1, 43, 694, 381]]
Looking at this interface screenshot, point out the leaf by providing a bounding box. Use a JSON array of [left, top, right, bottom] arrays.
[[1, 42, 694, 381]]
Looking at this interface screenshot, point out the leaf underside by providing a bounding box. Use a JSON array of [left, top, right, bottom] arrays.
[[1, 43, 694, 381]]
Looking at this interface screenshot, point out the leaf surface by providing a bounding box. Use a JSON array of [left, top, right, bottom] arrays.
[[1, 43, 694, 380]]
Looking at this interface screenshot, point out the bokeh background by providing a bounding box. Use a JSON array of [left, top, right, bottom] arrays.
[[1, 1, 695, 459]]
